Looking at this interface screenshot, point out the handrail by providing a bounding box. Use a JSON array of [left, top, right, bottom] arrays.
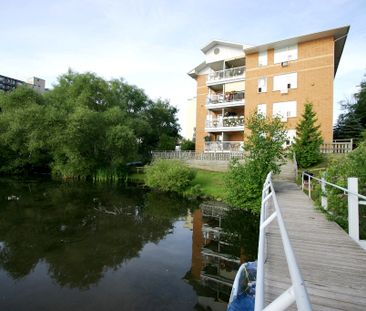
[[255, 172, 312, 311], [302, 172, 366, 201]]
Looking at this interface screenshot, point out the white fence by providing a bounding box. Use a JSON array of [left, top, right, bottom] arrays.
[[301, 172, 366, 250], [255, 172, 312, 311], [151, 151, 245, 161]]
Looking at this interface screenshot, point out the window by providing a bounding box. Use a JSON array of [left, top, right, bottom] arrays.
[[285, 129, 296, 146], [257, 104, 266, 117], [273, 73, 297, 91], [258, 50, 267, 66], [257, 77, 267, 93], [272, 101, 297, 121], [274, 45, 298, 64]]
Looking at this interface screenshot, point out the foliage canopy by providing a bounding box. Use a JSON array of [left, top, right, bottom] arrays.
[[225, 113, 286, 213], [0, 70, 180, 179]]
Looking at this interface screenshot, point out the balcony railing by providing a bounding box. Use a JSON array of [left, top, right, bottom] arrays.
[[205, 116, 244, 129], [207, 66, 245, 84], [207, 91, 245, 105], [204, 141, 244, 152]]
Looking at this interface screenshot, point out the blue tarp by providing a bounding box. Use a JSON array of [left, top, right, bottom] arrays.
[[227, 261, 256, 311]]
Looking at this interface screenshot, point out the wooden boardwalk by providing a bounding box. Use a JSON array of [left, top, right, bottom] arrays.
[[264, 181, 366, 311]]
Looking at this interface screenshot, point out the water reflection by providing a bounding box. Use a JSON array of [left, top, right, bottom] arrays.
[[0, 178, 258, 310]]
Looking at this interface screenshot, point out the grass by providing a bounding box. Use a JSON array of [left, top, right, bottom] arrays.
[[128, 168, 227, 200], [191, 169, 227, 200]]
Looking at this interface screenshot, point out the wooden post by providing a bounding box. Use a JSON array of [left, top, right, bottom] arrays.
[[348, 177, 359, 243], [301, 172, 304, 191], [321, 177, 327, 210]]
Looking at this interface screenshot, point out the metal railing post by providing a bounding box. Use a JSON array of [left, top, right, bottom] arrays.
[[348, 177, 359, 243], [321, 177, 327, 210], [308, 177, 311, 199]]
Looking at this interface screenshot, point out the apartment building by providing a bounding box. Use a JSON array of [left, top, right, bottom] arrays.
[[0, 74, 46, 93], [188, 26, 349, 152]]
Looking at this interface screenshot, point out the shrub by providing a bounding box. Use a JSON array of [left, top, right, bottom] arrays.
[[180, 138, 195, 151], [145, 159, 196, 193], [310, 141, 366, 237], [225, 113, 286, 213]]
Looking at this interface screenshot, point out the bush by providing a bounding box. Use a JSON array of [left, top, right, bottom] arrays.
[[225, 113, 286, 213], [309, 141, 366, 237], [145, 159, 196, 193], [180, 138, 195, 151]]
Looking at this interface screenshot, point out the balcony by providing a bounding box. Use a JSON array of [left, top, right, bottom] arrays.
[[207, 66, 245, 86], [205, 116, 244, 132], [204, 141, 244, 153], [206, 91, 245, 110]]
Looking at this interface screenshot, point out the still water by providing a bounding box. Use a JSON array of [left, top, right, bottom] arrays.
[[0, 178, 258, 311]]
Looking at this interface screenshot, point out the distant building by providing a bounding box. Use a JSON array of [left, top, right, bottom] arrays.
[[0, 75, 26, 92], [27, 77, 46, 93], [181, 97, 197, 140], [0, 74, 46, 93]]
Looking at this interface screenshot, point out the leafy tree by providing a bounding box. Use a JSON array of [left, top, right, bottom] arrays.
[[180, 138, 195, 151], [0, 70, 181, 178], [334, 74, 366, 140], [292, 102, 323, 168], [0, 86, 51, 174], [225, 113, 286, 213]]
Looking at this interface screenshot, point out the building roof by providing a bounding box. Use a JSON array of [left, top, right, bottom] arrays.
[[188, 62, 208, 79], [244, 25, 350, 75], [200, 40, 244, 53]]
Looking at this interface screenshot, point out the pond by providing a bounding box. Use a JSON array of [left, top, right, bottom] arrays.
[[0, 178, 258, 311]]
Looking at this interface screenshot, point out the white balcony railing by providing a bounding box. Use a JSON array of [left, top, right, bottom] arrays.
[[207, 66, 245, 84], [204, 141, 244, 152], [207, 91, 245, 106], [205, 116, 244, 129]]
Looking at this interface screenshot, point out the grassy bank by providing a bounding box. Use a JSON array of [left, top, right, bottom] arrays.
[[129, 168, 227, 200]]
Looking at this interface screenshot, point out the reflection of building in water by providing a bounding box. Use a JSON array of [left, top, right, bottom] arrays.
[[187, 202, 242, 310]]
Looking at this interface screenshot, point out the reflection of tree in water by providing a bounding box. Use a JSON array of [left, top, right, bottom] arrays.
[[220, 208, 259, 262], [0, 179, 194, 289]]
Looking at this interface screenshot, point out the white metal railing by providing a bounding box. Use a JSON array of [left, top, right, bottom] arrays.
[[301, 171, 366, 249], [320, 140, 353, 154], [204, 141, 243, 152], [206, 91, 245, 105], [207, 66, 245, 83], [151, 151, 244, 161], [205, 116, 244, 129], [256, 172, 312, 311]]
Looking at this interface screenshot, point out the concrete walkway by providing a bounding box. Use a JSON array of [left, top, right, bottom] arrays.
[[264, 181, 366, 310]]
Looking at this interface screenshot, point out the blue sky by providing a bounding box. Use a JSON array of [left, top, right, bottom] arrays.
[[1, 0, 365, 134]]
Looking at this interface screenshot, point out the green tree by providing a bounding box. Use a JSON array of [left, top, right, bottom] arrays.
[[180, 138, 195, 151], [0, 70, 181, 178], [0, 86, 51, 174], [334, 74, 366, 140], [292, 102, 323, 168], [225, 113, 286, 213]]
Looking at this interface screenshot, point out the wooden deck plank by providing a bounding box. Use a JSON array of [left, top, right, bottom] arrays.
[[264, 181, 366, 311]]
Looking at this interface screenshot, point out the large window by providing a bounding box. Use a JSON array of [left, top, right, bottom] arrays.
[[274, 45, 298, 64], [257, 104, 266, 117], [258, 50, 267, 66], [273, 73, 297, 91], [257, 77, 267, 93], [273, 101, 297, 121]]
